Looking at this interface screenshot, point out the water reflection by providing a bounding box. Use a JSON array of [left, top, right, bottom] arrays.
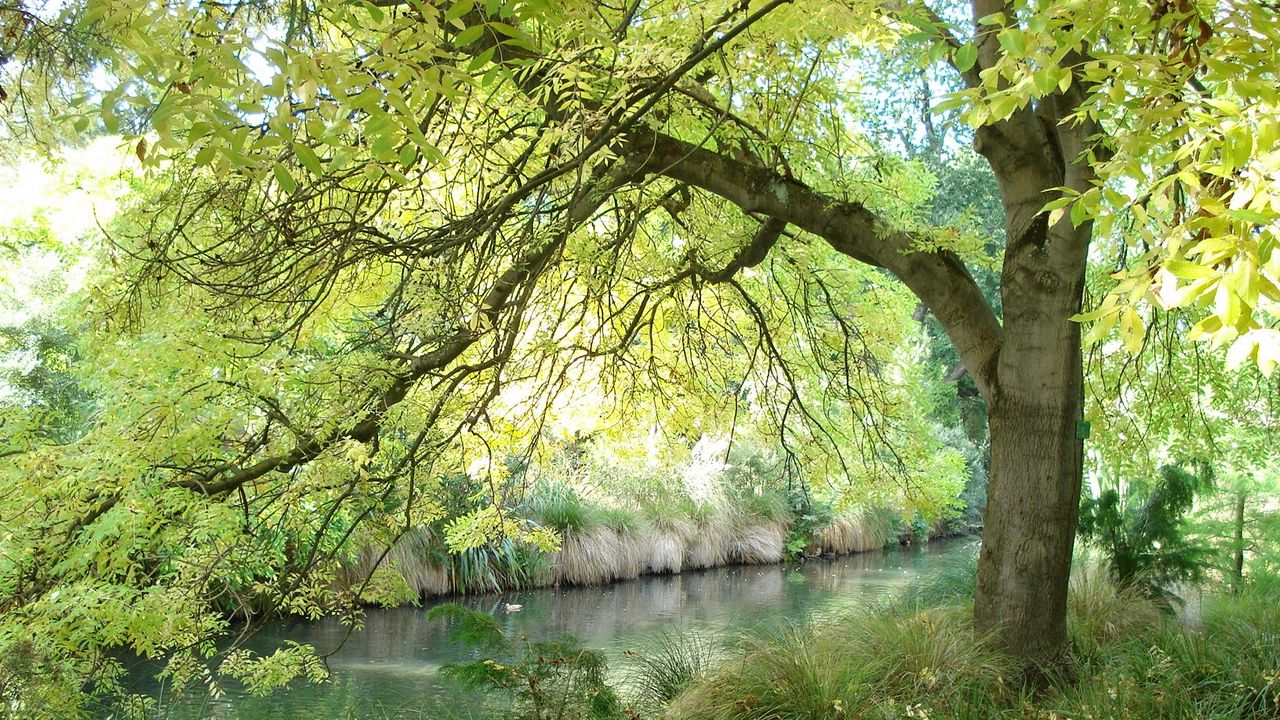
[[137, 540, 976, 719]]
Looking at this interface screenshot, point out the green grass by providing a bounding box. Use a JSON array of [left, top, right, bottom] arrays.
[[596, 505, 642, 533], [624, 631, 716, 715], [521, 483, 601, 534], [666, 606, 1015, 720], [728, 486, 792, 525], [1051, 584, 1280, 719], [663, 563, 1280, 720]]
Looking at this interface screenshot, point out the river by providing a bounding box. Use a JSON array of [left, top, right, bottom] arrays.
[[134, 539, 976, 719]]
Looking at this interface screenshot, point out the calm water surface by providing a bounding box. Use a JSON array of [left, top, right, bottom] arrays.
[[141, 540, 976, 719]]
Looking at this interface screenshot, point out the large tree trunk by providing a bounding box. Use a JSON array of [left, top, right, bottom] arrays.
[[970, 217, 1089, 668], [968, 85, 1093, 667], [974, 324, 1084, 665]]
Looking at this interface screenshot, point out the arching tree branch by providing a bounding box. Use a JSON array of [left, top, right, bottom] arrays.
[[627, 130, 1003, 399]]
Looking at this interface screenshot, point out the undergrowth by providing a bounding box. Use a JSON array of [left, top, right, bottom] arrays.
[[659, 557, 1280, 720]]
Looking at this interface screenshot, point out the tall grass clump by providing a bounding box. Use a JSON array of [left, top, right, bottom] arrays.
[[340, 527, 451, 603], [1051, 585, 1280, 719], [729, 486, 792, 525], [815, 507, 895, 555], [522, 483, 601, 534], [666, 607, 1014, 720], [642, 524, 687, 575], [383, 527, 452, 598], [448, 539, 545, 594], [684, 514, 730, 570], [624, 631, 716, 715], [548, 527, 620, 585], [1066, 557, 1164, 660]]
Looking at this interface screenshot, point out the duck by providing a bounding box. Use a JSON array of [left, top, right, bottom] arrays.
[[504, 603, 523, 612]]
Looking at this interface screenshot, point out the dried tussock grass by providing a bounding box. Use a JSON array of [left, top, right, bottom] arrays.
[[817, 510, 892, 555], [553, 526, 623, 585], [644, 528, 686, 574], [729, 521, 787, 565], [340, 527, 452, 599], [615, 528, 646, 580], [684, 518, 730, 569]]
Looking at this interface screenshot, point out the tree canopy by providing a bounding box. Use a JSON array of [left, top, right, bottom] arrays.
[[3, 0, 1280, 712]]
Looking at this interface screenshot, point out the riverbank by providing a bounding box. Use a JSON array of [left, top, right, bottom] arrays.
[[337, 490, 952, 603]]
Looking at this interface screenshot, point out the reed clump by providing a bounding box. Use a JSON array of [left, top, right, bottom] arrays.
[[339, 481, 937, 602], [815, 508, 896, 555]]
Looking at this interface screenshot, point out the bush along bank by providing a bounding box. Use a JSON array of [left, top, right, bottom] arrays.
[[336, 482, 941, 604]]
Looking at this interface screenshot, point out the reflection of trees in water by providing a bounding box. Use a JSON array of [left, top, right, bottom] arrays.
[[283, 542, 971, 661], [211, 542, 974, 719]]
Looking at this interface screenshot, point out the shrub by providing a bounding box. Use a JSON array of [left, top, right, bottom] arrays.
[[1078, 462, 1213, 602], [782, 489, 834, 558]]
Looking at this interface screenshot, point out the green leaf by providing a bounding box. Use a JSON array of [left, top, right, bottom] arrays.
[[445, 0, 474, 23], [1032, 67, 1061, 95], [997, 28, 1025, 56], [1071, 305, 1117, 323], [1164, 260, 1217, 280], [954, 44, 978, 72], [398, 144, 418, 167], [272, 163, 298, 193], [1120, 307, 1144, 354], [988, 93, 1022, 120], [932, 92, 971, 114], [1225, 334, 1256, 370], [294, 144, 323, 176], [194, 146, 217, 166], [455, 24, 485, 46]]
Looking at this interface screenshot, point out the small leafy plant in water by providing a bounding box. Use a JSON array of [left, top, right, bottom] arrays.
[[428, 603, 625, 720]]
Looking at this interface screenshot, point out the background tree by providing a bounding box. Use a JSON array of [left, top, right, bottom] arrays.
[[1085, 306, 1280, 593], [1078, 461, 1214, 602]]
